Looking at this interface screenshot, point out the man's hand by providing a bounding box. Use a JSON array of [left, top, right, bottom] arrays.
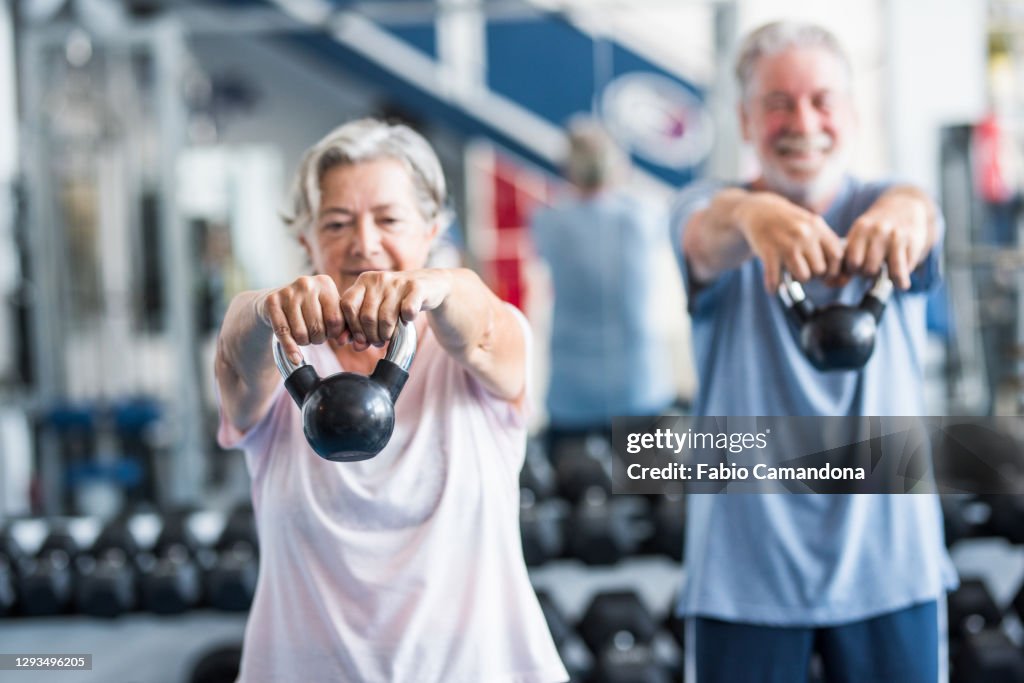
[[735, 192, 845, 292], [844, 187, 936, 290]]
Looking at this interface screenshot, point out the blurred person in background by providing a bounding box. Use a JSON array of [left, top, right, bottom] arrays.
[[214, 118, 567, 683], [531, 118, 676, 455], [671, 21, 957, 682]]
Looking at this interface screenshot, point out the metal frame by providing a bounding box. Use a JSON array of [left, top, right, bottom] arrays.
[[18, 16, 204, 511]]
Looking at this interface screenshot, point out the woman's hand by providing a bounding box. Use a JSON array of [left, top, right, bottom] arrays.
[[255, 274, 345, 365], [339, 270, 454, 351]]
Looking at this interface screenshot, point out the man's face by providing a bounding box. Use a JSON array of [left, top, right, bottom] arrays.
[[740, 45, 856, 207]]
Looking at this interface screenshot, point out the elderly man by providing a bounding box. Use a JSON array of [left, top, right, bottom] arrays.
[[672, 21, 957, 683]]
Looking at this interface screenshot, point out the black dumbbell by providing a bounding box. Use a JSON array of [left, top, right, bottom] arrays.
[[552, 436, 613, 505], [76, 516, 139, 617], [0, 527, 22, 616], [536, 589, 572, 649], [140, 510, 203, 614], [644, 494, 685, 562], [948, 578, 1002, 639], [662, 599, 685, 653], [942, 495, 992, 547], [578, 591, 658, 655], [522, 439, 558, 501], [589, 645, 672, 683], [521, 491, 565, 567], [17, 525, 79, 616], [984, 495, 1024, 544], [578, 591, 666, 683], [534, 589, 591, 682], [565, 492, 644, 566], [953, 629, 1024, 683], [205, 505, 258, 611], [1008, 578, 1024, 629], [189, 642, 243, 683]]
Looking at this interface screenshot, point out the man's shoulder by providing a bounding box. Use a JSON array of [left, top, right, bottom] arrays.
[[674, 178, 735, 203], [670, 179, 736, 233], [837, 175, 899, 204]]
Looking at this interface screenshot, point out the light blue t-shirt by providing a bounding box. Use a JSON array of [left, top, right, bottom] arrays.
[[532, 189, 676, 427], [671, 176, 958, 625]]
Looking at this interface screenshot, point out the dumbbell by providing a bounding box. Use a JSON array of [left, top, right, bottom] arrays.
[[76, 516, 139, 617], [578, 591, 668, 683], [521, 439, 557, 501], [536, 589, 572, 649], [952, 629, 1024, 683], [0, 527, 22, 616], [552, 435, 613, 505], [520, 491, 565, 567], [1006, 578, 1024, 632], [661, 597, 685, 653], [983, 495, 1024, 544], [205, 505, 258, 611], [948, 578, 1002, 639], [189, 642, 243, 683], [589, 646, 672, 683], [534, 590, 591, 682], [942, 495, 992, 547], [17, 525, 79, 616], [565, 492, 645, 566], [140, 510, 203, 614], [643, 494, 685, 562]]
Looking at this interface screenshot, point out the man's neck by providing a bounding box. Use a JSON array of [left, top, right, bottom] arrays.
[[751, 175, 844, 214]]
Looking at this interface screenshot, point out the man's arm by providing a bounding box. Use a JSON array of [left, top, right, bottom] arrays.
[[843, 185, 940, 290], [681, 188, 844, 293]]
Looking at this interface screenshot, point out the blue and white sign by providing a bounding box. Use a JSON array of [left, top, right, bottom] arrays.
[[601, 72, 713, 170]]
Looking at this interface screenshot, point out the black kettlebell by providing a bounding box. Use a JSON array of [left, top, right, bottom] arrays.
[[274, 321, 417, 461], [778, 267, 892, 371]]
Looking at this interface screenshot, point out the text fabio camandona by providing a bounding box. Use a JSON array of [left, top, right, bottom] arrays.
[[624, 427, 866, 481]]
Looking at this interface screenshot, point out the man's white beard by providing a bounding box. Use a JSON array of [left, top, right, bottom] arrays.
[[761, 135, 848, 209]]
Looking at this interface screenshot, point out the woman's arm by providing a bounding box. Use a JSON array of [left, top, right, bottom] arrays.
[[338, 268, 526, 402], [216, 275, 345, 432]]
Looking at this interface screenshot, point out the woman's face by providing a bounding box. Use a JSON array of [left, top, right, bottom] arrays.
[[302, 158, 439, 294]]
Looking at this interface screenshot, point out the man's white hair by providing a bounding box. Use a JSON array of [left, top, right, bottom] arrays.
[[735, 21, 852, 100]]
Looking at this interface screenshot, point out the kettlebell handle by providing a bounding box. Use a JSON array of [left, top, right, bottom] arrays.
[[273, 320, 418, 379], [777, 264, 893, 317]]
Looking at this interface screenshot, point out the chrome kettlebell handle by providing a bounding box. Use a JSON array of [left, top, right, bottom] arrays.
[[273, 320, 418, 379], [777, 263, 893, 310]]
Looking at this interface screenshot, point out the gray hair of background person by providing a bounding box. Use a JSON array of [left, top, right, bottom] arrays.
[[734, 21, 853, 100], [563, 118, 630, 192], [283, 118, 452, 237]]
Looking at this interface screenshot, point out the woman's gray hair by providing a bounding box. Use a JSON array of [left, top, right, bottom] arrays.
[[735, 21, 852, 100], [563, 117, 629, 191], [283, 118, 452, 236]]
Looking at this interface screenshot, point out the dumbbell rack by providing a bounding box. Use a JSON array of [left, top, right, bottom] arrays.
[[944, 493, 1024, 682]]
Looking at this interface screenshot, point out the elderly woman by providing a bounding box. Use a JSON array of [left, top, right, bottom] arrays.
[[214, 119, 568, 683]]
